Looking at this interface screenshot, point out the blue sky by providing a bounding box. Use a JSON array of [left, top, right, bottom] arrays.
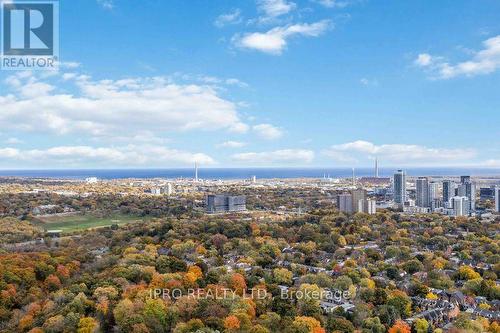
[[0, 0, 499, 168]]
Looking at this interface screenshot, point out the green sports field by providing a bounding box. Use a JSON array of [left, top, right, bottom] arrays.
[[34, 213, 149, 233]]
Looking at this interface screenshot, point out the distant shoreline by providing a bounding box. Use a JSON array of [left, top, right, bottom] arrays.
[[0, 167, 499, 180]]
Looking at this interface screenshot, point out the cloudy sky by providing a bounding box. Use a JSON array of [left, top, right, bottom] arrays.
[[0, 0, 499, 168]]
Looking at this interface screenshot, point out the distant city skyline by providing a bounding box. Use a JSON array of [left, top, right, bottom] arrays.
[[0, 0, 499, 168], [2, 166, 500, 181]]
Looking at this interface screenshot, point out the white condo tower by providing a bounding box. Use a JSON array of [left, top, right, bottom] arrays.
[[194, 162, 199, 182]]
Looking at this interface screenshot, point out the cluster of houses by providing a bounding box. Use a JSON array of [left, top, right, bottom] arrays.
[[406, 296, 459, 327], [222, 240, 500, 327], [90, 224, 499, 329]]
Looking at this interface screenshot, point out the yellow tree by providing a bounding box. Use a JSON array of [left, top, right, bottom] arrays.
[[414, 318, 429, 333], [425, 292, 438, 300], [458, 266, 481, 280], [292, 316, 324, 333], [77, 317, 98, 333], [273, 268, 293, 285]]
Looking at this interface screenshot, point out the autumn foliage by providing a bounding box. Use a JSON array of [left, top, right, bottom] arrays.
[[388, 320, 411, 333], [224, 315, 241, 330]]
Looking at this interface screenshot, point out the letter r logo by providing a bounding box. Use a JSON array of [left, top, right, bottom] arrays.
[[2, 1, 55, 55]]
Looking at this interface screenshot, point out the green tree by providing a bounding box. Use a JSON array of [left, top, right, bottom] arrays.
[[155, 255, 187, 273], [387, 291, 412, 318], [113, 299, 144, 332], [403, 259, 424, 274], [362, 317, 386, 333], [326, 316, 355, 333], [143, 298, 167, 332]]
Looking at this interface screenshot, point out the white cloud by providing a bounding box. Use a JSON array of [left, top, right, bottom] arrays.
[[257, 0, 296, 19], [414, 53, 433, 67], [314, 0, 351, 8], [323, 140, 477, 166], [225, 78, 249, 88], [62, 73, 78, 81], [95, 131, 169, 144], [58, 61, 81, 69], [182, 74, 248, 88], [0, 73, 249, 137], [360, 77, 378, 86], [4, 137, 23, 145], [216, 141, 247, 148], [483, 159, 500, 167], [97, 0, 113, 10], [0, 145, 214, 168], [19, 81, 55, 98], [415, 35, 500, 79], [5, 72, 56, 98], [234, 20, 330, 54], [253, 123, 283, 139], [5, 71, 32, 88], [232, 149, 314, 164], [214, 9, 242, 28]]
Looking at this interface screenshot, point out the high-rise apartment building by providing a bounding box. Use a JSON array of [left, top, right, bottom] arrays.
[[451, 196, 470, 217], [165, 183, 173, 196], [352, 188, 367, 213], [367, 199, 377, 215], [337, 193, 353, 214], [429, 182, 439, 201], [393, 170, 406, 204], [458, 176, 475, 213], [416, 177, 430, 207], [480, 187, 496, 201], [442, 180, 455, 206], [336, 190, 376, 215], [206, 194, 246, 213]]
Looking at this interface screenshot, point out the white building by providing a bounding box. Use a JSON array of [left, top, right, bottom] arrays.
[[404, 206, 430, 214], [165, 183, 173, 196], [85, 177, 98, 184], [367, 199, 377, 215], [451, 196, 469, 217]]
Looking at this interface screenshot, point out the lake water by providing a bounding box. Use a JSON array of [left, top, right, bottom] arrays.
[[0, 167, 499, 180]]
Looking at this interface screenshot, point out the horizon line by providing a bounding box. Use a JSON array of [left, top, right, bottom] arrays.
[[0, 166, 499, 171]]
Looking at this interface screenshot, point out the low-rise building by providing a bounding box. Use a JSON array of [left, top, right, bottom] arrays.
[[206, 194, 246, 213]]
